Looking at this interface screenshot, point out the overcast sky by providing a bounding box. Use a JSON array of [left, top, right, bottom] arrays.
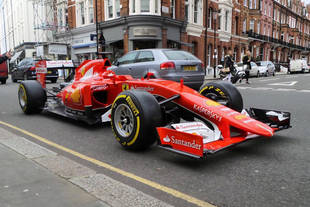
[[303, 0, 310, 5]]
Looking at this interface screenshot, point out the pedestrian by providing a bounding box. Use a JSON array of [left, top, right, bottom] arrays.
[[223, 49, 235, 83], [241, 50, 252, 84], [0, 51, 12, 64]]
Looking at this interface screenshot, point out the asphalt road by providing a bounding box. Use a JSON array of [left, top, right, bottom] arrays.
[[0, 74, 309, 207]]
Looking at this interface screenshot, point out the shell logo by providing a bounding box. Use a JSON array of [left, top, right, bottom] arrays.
[[234, 114, 247, 120], [80, 67, 86, 77], [71, 89, 81, 103], [205, 100, 221, 107]]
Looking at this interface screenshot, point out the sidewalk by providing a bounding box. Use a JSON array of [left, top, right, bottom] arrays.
[[0, 127, 172, 207], [204, 71, 288, 81], [0, 137, 109, 207]]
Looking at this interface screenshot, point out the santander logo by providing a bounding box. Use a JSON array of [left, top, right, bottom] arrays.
[[162, 135, 202, 150]]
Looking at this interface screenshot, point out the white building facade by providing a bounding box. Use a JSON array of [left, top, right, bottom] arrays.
[[0, 0, 53, 57]]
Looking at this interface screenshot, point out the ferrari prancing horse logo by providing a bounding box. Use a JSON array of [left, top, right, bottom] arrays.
[[122, 84, 130, 91]]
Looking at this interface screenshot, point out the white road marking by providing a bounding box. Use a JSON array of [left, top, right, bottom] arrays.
[[274, 88, 297, 91], [259, 78, 280, 82], [237, 87, 310, 93], [269, 81, 297, 86]]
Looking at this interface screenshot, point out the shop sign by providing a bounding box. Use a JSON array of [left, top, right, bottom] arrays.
[[48, 44, 67, 55], [133, 27, 157, 37]]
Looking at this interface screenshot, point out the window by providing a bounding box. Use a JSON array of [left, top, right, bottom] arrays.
[[105, 0, 121, 19], [136, 51, 154, 62], [185, 0, 189, 21], [129, 0, 161, 15], [89, 1, 94, 23], [243, 19, 246, 33], [244, 0, 247, 7], [257, 21, 260, 34], [141, 0, 150, 12], [194, 0, 198, 23], [225, 11, 229, 31], [118, 51, 138, 65], [163, 50, 198, 60], [268, 4, 271, 17], [80, 2, 85, 25], [170, 0, 175, 18], [254, 0, 257, 9], [249, 0, 252, 9], [58, 8, 63, 27], [250, 20, 254, 31], [76, 0, 95, 26], [208, 8, 212, 28], [235, 16, 239, 35]]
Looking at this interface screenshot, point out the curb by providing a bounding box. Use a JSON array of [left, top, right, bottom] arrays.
[[0, 127, 174, 207]]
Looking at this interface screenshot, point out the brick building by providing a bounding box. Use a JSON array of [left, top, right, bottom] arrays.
[[55, 0, 310, 66]]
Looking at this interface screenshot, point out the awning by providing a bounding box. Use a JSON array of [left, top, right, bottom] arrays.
[[72, 42, 96, 49], [10, 51, 23, 63]]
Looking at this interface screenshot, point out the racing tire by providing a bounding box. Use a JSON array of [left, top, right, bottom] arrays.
[[111, 90, 162, 150], [18, 80, 46, 114], [199, 81, 243, 112]]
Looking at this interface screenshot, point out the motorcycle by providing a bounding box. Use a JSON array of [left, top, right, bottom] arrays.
[[218, 64, 245, 84]]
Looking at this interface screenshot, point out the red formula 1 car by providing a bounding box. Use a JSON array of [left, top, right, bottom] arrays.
[[18, 59, 291, 158]]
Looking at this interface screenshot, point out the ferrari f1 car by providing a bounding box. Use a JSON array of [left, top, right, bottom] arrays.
[[18, 59, 291, 158]]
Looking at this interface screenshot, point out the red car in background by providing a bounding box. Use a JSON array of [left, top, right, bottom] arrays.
[[0, 55, 8, 84]]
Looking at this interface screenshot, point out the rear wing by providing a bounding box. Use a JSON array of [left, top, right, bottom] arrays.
[[36, 60, 76, 88]]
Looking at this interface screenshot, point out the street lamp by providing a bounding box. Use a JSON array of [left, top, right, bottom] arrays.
[[213, 10, 218, 78]]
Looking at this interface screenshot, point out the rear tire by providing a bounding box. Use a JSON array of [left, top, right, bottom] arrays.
[[18, 81, 46, 114], [199, 81, 243, 112], [111, 90, 162, 150]]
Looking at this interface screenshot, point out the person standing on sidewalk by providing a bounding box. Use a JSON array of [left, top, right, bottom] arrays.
[[241, 50, 252, 84], [223, 49, 234, 83], [0, 51, 12, 64]]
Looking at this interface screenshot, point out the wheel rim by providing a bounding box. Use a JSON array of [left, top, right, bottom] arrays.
[[18, 87, 27, 108], [114, 104, 135, 137]]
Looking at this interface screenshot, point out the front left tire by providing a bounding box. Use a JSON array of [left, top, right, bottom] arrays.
[[111, 90, 162, 150]]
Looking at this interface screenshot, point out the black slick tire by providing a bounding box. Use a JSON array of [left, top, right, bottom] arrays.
[[199, 81, 243, 112], [111, 90, 162, 150], [18, 80, 46, 114]]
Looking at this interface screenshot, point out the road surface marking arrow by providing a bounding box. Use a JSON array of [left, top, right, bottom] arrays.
[[268, 81, 297, 86]]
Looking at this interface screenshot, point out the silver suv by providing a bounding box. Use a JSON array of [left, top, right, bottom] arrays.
[[108, 49, 205, 90]]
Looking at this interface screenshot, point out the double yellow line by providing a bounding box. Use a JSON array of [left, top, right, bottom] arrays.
[[0, 120, 214, 207]]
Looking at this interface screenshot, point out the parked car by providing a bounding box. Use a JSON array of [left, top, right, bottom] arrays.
[[289, 59, 309, 73], [256, 61, 276, 76], [11, 58, 58, 83], [108, 49, 205, 90], [0, 55, 8, 84], [235, 62, 260, 77]]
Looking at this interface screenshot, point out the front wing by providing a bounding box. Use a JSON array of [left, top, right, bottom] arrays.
[[157, 108, 291, 159]]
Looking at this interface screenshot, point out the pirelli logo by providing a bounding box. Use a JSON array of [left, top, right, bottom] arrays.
[[126, 96, 139, 116]]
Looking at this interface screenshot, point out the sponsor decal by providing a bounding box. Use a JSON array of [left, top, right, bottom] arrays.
[[122, 84, 129, 91], [131, 85, 154, 92], [234, 114, 248, 120], [92, 85, 108, 91], [205, 100, 221, 107], [193, 104, 222, 122], [71, 89, 81, 103], [162, 135, 202, 150], [126, 96, 139, 116]]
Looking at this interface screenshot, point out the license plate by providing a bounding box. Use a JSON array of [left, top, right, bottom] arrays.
[[47, 71, 52, 74], [184, 66, 197, 71]]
